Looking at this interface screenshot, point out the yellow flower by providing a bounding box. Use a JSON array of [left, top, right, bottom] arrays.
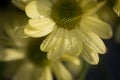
[[24, 0, 112, 64], [113, 0, 120, 16], [0, 38, 81, 80]]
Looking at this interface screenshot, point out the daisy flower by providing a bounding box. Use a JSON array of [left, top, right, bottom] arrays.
[[0, 36, 80, 80], [24, 0, 112, 64], [113, 0, 120, 16]]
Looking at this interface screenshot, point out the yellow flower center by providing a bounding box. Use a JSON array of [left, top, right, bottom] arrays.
[[27, 38, 50, 67], [51, 0, 81, 29]]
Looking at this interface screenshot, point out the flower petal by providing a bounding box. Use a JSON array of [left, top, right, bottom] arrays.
[[13, 62, 33, 80], [29, 18, 55, 30], [80, 0, 97, 13], [76, 28, 106, 54], [62, 29, 82, 56], [60, 55, 80, 65], [25, 0, 52, 18], [52, 61, 72, 80], [24, 22, 54, 37], [83, 1, 106, 16], [113, 0, 120, 16], [80, 16, 112, 39], [81, 45, 99, 65], [12, 0, 31, 10], [0, 49, 25, 61], [47, 28, 65, 60]]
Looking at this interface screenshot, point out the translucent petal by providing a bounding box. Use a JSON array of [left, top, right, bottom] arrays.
[[80, 16, 112, 39], [29, 18, 55, 30], [62, 29, 82, 56], [13, 62, 33, 80], [76, 28, 106, 54], [81, 45, 99, 65], [52, 62, 72, 80], [24, 23, 54, 37], [25, 0, 52, 18], [0, 49, 25, 61]]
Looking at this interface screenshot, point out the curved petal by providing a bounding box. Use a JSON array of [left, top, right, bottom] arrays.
[[25, 0, 52, 18], [81, 45, 99, 65], [76, 28, 106, 54], [80, 16, 112, 39], [24, 22, 54, 37], [29, 18, 55, 30], [60, 55, 80, 65], [13, 62, 34, 80], [40, 27, 58, 51], [0, 49, 25, 61], [52, 61, 72, 80]]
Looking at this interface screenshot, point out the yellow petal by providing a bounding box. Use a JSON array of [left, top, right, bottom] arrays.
[[81, 45, 99, 65], [80, 16, 112, 39], [0, 49, 25, 61], [25, 0, 52, 18], [24, 22, 54, 37], [29, 18, 55, 30], [76, 28, 106, 54], [52, 62, 72, 80]]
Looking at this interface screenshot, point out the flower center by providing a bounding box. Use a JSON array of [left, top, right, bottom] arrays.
[[51, 0, 81, 29], [27, 38, 50, 67]]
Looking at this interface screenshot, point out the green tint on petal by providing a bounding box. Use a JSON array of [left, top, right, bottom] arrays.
[[81, 45, 99, 65], [80, 16, 112, 39], [52, 62, 72, 80], [25, 0, 52, 18], [77, 28, 106, 54]]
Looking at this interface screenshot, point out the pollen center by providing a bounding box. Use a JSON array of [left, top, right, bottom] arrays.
[[51, 0, 81, 29]]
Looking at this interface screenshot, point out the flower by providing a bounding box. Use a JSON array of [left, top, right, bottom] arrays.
[[0, 36, 81, 80], [24, 0, 112, 64], [113, 0, 120, 16]]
